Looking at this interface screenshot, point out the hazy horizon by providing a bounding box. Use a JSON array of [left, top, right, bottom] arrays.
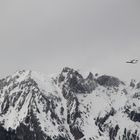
[[0, 0, 140, 81]]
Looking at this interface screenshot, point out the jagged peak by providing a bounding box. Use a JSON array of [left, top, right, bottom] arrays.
[[60, 67, 95, 80], [5, 70, 50, 84], [6, 69, 31, 79], [3, 70, 32, 84], [86, 72, 94, 81], [59, 67, 83, 83], [61, 67, 74, 73], [14, 69, 31, 75], [0, 70, 48, 92], [58, 67, 97, 94]]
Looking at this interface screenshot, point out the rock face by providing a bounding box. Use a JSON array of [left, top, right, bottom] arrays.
[[0, 68, 140, 140]]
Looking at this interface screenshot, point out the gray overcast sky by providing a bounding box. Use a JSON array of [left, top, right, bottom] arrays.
[[0, 0, 140, 81]]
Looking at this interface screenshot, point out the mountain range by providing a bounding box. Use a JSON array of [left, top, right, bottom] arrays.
[[0, 67, 140, 140]]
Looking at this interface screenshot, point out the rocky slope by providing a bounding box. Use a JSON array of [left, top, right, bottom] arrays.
[[0, 67, 140, 140]]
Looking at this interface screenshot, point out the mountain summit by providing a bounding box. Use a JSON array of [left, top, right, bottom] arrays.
[[0, 67, 140, 140]]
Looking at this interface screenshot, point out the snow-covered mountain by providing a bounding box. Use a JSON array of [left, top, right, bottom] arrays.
[[0, 67, 140, 140]]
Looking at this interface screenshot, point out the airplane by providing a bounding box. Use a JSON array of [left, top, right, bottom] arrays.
[[126, 59, 138, 64]]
